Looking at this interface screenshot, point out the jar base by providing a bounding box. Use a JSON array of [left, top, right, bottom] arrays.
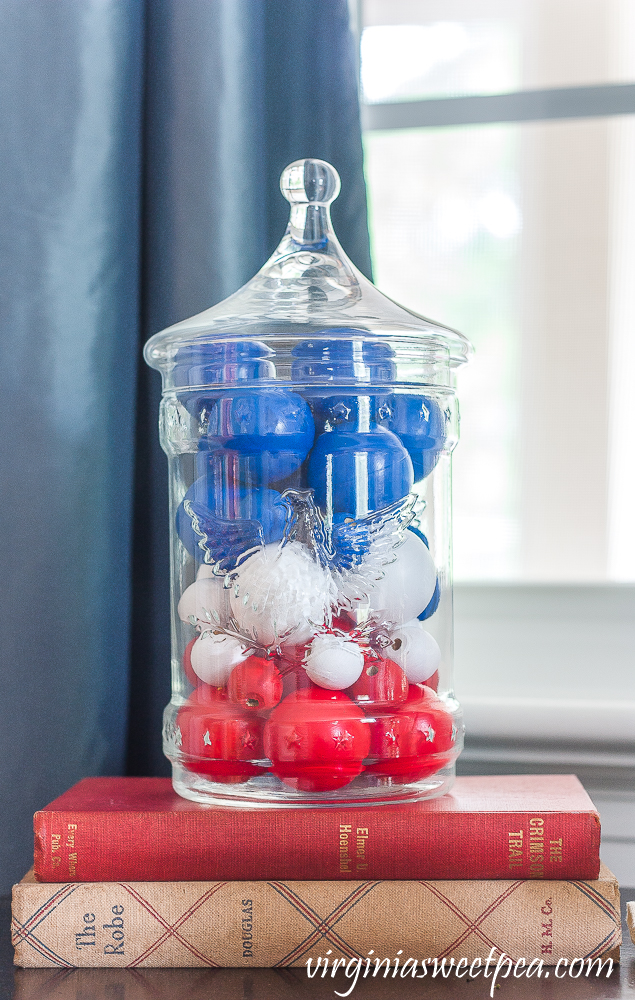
[[171, 759, 457, 808]]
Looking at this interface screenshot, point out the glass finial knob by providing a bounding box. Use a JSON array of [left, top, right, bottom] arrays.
[[280, 159, 341, 206]]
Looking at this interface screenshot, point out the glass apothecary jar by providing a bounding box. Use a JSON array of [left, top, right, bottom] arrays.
[[144, 159, 471, 806]]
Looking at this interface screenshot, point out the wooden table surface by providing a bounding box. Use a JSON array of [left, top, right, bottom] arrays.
[[3, 891, 634, 1000]]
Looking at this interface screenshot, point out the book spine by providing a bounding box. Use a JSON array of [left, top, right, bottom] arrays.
[[12, 874, 620, 969], [33, 807, 601, 883]]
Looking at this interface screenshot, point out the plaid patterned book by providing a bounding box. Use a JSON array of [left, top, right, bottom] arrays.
[[12, 864, 620, 968]]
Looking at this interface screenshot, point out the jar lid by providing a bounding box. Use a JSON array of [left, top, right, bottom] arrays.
[[144, 159, 471, 386]]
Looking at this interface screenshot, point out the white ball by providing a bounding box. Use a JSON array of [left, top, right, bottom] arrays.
[[305, 634, 365, 690], [190, 631, 250, 686], [388, 620, 441, 683], [196, 563, 219, 580], [177, 576, 228, 628], [365, 531, 437, 624], [230, 541, 332, 646]]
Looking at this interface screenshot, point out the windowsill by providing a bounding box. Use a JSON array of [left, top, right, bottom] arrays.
[[454, 582, 635, 744]]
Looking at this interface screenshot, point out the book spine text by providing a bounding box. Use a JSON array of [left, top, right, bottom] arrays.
[[13, 874, 620, 969]]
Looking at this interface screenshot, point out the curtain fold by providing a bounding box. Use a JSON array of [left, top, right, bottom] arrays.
[[262, 0, 373, 276], [0, 0, 372, 890]]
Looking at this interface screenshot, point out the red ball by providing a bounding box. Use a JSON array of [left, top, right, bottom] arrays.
[[425, 670, 439, 693], [177, 687, 264, 784], [280, 664, 313, 699], [332, 613, 355, 632], [188, 684, 228, 704], [366, 685, 455, 784], [402, 682, 443, 704], [347, 653, 408, 710], [264, 688, 371, 791], [277, 640, 310, 672], [228, 656, 283, 710], [276, 763, 366, 793]]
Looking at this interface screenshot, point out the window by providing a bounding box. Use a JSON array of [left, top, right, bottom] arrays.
[[357, 0, 635, 747]]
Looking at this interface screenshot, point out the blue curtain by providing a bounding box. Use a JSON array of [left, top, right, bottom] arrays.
[[0, 0, 371, 891]]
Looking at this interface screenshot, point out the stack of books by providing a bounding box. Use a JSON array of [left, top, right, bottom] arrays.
[[11, 774, 621, 969]]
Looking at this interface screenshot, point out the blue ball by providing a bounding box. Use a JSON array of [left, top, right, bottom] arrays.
[[291, 338, 396, 434], [175, 477, 287, 563], [291, 336, 396, 383], [307, 426, 414, 518], [196, 446, 306, 492], [419, 578, 441, 621], [173, 341, 275, 416], [380, 394, 447, 482], [205, 389, 314, 482], [307, 392, 393, 436]]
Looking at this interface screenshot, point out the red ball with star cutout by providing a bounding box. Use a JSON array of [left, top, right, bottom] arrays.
[[177, 685, 264, 783], [367, 684, 455, 784], [263, 687, 371, 791], [227, 656, 284, 710], [347, 652, 408, 709]]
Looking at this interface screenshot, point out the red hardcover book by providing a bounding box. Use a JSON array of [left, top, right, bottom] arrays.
[[33, 774, 600, 883]]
